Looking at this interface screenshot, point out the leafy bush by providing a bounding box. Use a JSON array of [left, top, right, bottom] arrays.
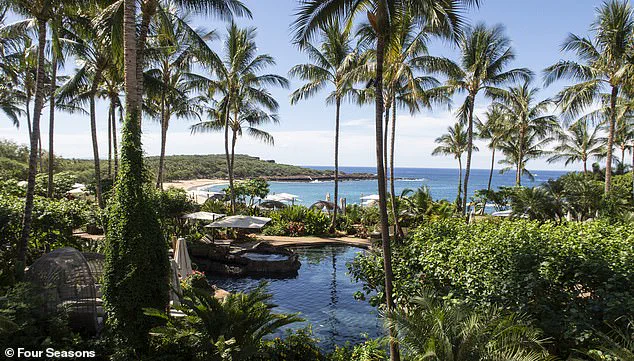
[[255, 328, 325, 361], [0, 283, 78, 349], [263, 206, 330, 236], [349, 219, 634, 357], [34, 171, 78, 198], [145, 284, 301, 361], [329, 339, 387, 361]]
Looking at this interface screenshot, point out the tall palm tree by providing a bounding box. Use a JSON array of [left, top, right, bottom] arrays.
[[432, 122, 474, 212], [289, 19, 359, 232], [548, 120, 605, 174], [431, 23, 532, 214], [7, 0, 62, 275], [544, 0, 634, 192], [57, 15, 113, 208], [201, 23, 288, 214], [293, 2, 480, 359], [476, 106, 507, 194], [615, 114, 634, 167], [491, 82, 557, 186], [145, 6, 216, 189]]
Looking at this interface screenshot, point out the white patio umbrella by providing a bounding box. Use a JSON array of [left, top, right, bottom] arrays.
[[174, 238, 193, 278], [205, 215, 271, 229], [266, 193, 300, 204], [67, 188, 86, 195], [72, 183, 86, 189], [181, 212, 225, 221], [491, 210, 513, 217]]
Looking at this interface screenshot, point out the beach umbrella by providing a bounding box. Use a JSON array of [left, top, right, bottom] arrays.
[[67, 188, 86, 195], [169, 259, 182, 306], [181, 211, 225, 221], [310, 200, 340, 212], [260, 200, 287, 209], [72, 183, 86, 189], [205, 215, 272, 229], [266, 193, 300, 205], [174, 238, 193, 278]]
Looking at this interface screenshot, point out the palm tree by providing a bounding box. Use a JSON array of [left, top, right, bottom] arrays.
[[615, 114, 634, 167], [491, 82, 557, 186], [57, 15, 113, 208], [7, 0, 62, 275], [389, 289, 553, 361], [432, 122, 475, 212], [476, 106, 507, 195], [293, 2, 480, 359], [544, 0, 634, 193], [548, 120, 604, 174], [192, 104, 279, 186], [145, 7, 216, 189], [432, 23, 532, 214], [200, 23, 288, 214], [289, 19, 359, 232]]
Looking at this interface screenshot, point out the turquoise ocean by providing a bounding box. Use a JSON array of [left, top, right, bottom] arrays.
[[206, 166, 567, 206]]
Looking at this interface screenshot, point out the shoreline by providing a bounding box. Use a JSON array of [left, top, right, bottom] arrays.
[[163, 174, 378, 191]]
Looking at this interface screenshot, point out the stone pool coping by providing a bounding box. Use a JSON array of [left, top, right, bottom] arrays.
[[254, 235, 373, 249]]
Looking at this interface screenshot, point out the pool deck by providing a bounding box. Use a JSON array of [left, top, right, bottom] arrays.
[[255, 235, 373, 249]]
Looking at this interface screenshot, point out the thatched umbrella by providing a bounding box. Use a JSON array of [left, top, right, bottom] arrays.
[[310, 200, 340, 212]]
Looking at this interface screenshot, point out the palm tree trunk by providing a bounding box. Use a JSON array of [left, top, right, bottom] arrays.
[[389, 102, 403, 239], [583, 158, 588, 175], [47, 54, 57, 198], [156, 107, 169, 190], [457, 157, 463, 210], [38, 131, 43, 172], [26, 92, 32, 141], [605, 86, 618, 193], [225, 106, 235, 213], [108, 99, 113, 178], [18, 19, 47, 276], [156, 86, 167, 189], [90, 70, 104, 208], [374, 30, 400, 361], [123, 0, 139, 114], [517, 126, 525, 186], [384, 103, 390, 187], [462, 94, 475, 214], [487, 148, 495, 193], [231, 128, 238, 210], [114, 104, 120, 178], [331, 97, 341, 232], [136, 0, 157, 119]]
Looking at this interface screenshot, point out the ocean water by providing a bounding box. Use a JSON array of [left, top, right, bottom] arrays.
[[206, 167, 567, 207], [208, 246, 383, 351]]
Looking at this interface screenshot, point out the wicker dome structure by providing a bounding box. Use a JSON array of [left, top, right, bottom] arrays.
[[26, 247, 105, 334]]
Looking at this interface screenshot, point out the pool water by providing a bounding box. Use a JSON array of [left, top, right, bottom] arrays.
[[208, 246, 383, 350], [240, 252, 290, 261]]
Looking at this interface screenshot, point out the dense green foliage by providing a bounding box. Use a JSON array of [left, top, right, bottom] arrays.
[[349, 219, 634, 357], [263, 205, 331, 237], [390, 289, 552, 360], [102, 112, 170, 356]]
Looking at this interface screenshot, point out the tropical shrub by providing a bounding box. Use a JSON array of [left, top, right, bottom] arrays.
[[349, 219, 634, 357], [0, 283, 78, 350], [255, 328, 325, 361], [329, 339, 387, 361], [390, 289, 552, 361], [34, 171, 78, 198], [145, 285, 301, 361], [263, 206, 330, 236]]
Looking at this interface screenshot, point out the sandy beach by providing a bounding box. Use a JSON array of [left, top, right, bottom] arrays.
[[163, 178, 228, 191]]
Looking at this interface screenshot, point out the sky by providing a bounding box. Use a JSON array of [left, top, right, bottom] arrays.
[[0, 0, 603, 170]]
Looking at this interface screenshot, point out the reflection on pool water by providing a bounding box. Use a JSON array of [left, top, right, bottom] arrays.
[[208, 245, 383, 350], [240, 252, 290, 261]]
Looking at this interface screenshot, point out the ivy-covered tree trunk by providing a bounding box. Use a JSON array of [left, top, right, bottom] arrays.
[[103, 0, 169, 355], [18, 19, 48, 276]]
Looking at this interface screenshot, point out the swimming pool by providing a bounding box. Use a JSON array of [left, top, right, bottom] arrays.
[[207, 245, 383, 350]]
